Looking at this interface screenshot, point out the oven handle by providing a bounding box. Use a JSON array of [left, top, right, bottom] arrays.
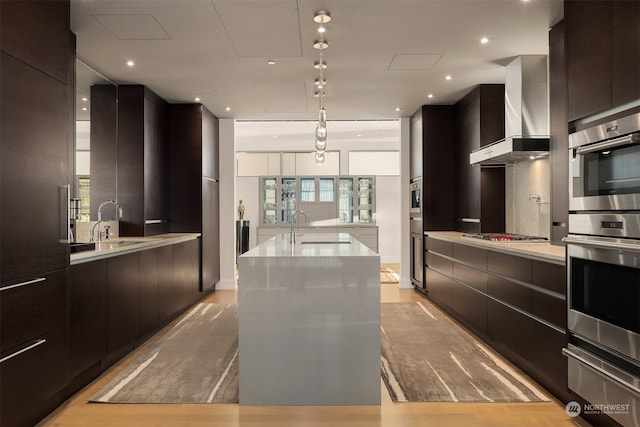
[[562, 347, 640, 396], [563, 236, 640, 252], [575, 132, 639, 155]]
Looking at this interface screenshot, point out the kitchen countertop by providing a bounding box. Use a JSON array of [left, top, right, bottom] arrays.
[[70, 233, 201, 265], [240, 232, 376, 258], [424, 231, 565, 264]]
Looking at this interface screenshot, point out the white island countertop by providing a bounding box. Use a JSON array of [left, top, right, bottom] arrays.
[[242, 232, 376, 258], [238, 232, 381, 406]]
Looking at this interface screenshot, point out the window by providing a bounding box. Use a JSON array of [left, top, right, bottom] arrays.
[[319, 178, 335, 202], [300, 178, 315, 202]]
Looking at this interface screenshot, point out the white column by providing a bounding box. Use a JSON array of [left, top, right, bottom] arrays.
[[399, 117, 412, 288], [217, 119, 237, 289]]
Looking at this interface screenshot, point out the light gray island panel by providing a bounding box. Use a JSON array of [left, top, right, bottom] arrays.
[[238, 233, 381, 406]]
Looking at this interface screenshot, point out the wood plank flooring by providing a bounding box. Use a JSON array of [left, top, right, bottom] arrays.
[[39, 266, 590, 427]]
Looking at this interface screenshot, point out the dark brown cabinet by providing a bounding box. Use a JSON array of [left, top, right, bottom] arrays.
[[424, 235, 569, 402], [454, 85, 505, 233], [1, 2, 74, 425], [0, 271, 69, 427], [69, 260, 107, 383], [549, 21, 569, 246], [116, 85, 169, 236], [105, 252, 140, 366], [168, 104, 220, 291], [566, 0, 640, 121]]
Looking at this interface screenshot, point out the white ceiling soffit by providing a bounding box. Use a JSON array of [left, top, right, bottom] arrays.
[[388, 53, 442, 70], [254, 82, 308, 113], [162, 82, 218, 103], [213, 1, 302, 58], [92, 14, 171, 40]]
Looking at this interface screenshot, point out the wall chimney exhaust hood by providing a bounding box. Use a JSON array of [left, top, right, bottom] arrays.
[[470, 56, 549, 166]]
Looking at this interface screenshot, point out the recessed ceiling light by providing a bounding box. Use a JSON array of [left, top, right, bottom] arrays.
[[395, 107, 402, 112], [81, 107, 88, 111], [267, 60, 276, 65], [357, 134, 363, 137], [427, 93, 434, 98], [317, 26, 326, 34], [126, 60, 135, 67], [480, 37, 490, 44], [81, 97, 88, 102], [194, 97, 200, 102], [445, 75, 452, 80], [272, 135, 278, 138], [313, 10, 331, 24], [225, 107, 231, 111]]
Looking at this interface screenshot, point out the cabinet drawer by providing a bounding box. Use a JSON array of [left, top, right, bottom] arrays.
[[488, 251, 532, 283], [453, 243, 487, 269], [431, 253, 453, 277], [487, 275, 533, 313], [426, 237, 452, 257], [453, 263, 487, 293], [532, 260, 566, 295], [0, 270, 67, 351]]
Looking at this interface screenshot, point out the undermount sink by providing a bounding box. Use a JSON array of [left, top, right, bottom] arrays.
[[300, 241, 351, 245], [69, 242, 96, 253]]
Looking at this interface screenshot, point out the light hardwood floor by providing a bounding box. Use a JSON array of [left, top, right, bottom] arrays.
[[40, 266, 589, 427]]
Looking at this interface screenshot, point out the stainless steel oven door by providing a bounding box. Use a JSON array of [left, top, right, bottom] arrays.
[[569, 111, 640, 211], [565, 234, 640, 362]]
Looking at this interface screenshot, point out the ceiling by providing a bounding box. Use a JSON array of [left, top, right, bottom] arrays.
[[71, 0, 563, 125]]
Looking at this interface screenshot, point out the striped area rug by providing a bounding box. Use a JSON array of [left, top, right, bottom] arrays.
[[380, 301, 549, 403], [90, 303, 238, 404]]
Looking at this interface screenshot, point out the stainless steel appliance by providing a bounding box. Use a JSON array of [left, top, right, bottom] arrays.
[[569, 111, 640, 211], [410, 178, 422, 215], [564, 212, 640, 427], [462, 232, 548, 242], [410, 216, 423, 290]]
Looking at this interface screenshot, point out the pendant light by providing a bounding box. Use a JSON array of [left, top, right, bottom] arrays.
[[312, 10, 331, 162]]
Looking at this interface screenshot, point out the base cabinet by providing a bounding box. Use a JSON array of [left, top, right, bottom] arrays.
[[0, 271, 68, 427], [69, 260, 107, 382], [424, 235, 569, 403]]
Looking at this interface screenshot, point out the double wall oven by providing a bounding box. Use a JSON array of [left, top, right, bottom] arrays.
[[410, 178, 423, 289], [564, 111, 640, 427]]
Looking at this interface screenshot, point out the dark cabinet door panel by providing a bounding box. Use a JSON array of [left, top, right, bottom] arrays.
[[106, 253, 140, 361], [157, 245, 176, 320], [425, 267, 454, 310], [426, 237, 453, 257], [0, 270, 68, 427], [611, 0, 640, 107], [532, 260, 566, 295], [452, 282, 487, 337], [0, 52, 69, 283], [487, 275, 533, 313], [0, 0, 69, 83], [488, 251, 532, 283], [452, 243, 487, 269], [453, 263, 487, 293], [533, 292, 567, 330], [69, 260, 107, 380], [139, 249, 160, 336], [488, 300, 568, 401]]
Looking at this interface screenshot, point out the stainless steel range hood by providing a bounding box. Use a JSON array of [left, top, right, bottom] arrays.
[[470, 56, 549, 166]]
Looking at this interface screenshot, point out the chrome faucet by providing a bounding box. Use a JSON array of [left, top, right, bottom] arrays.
[[97, 200, 123, 222], [290, 210, 308, 244], [92, 200, 123, 242]]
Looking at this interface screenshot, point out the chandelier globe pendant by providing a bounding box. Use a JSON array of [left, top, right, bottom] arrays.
[[312, 10, 330, 162]]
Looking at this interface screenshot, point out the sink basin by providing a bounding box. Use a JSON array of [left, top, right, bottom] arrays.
[[69, 242, 96, 253], [300, 241, 351, 245]]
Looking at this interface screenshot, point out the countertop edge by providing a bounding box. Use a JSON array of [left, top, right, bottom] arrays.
[[424, 231, 565, 264], [70, 233, 201, 265]]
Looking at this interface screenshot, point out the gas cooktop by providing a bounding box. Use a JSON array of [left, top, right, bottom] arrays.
[[462, 233, 549, 242]]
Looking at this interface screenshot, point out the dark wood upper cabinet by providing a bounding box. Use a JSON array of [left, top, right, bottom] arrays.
[[566, 0, 640, 121], [410, 105, 456, 230], [0, 0, 70, 84], [454, 85, 505, 233]]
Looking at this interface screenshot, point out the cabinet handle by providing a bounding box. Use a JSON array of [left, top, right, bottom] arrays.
[[460, 218, 480, 223], [60, 184, 71, 243], [0, 277, 47, 292], [0, 339, 47, 364], [575, 132, 639, 155], [145, 219, 166, 225]]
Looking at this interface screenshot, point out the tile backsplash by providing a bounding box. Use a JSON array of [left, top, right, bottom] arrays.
[[505, 158, 550, 238]]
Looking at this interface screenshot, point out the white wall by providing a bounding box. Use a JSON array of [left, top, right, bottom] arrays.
[[236, 176, 259, 249], [374, 176, 401, 263], [218, 119, 237, 290]]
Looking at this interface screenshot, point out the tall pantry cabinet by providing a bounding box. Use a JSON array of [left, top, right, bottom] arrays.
[[168, 104, 220, 291], [0, 1, 74, 426]]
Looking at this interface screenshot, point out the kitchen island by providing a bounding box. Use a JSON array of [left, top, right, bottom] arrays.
[[237, 233, 380, 406]]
